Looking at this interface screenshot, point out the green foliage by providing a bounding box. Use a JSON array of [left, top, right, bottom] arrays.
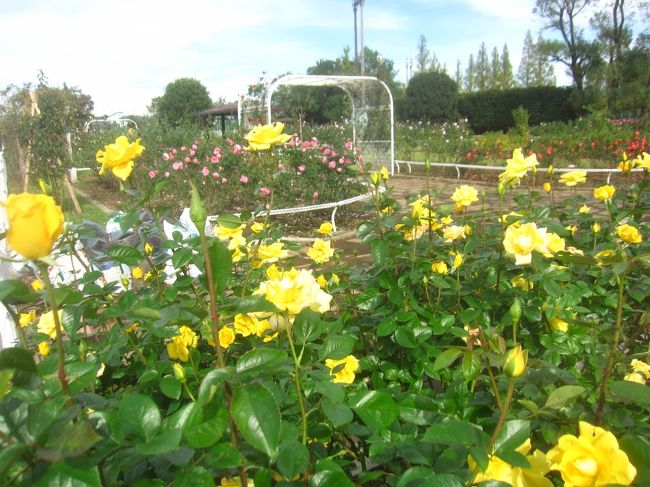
[[401, 71, 458, 122], [156, 78, 213, 126], [458, 86, 577, 133]]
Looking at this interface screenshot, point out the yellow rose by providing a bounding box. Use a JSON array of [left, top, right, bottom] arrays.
[[431, 261, 448, 274], [325, 355, 359, 384], [251, 222, 268, 234], [617, 224, 642, 244], [307, 238, 334, 264], [634, 151, 650, 170], [558, 170, 587, 187], [253, 242, 289, 267], [547, 421, 637, 486], [618, 153, 631, 173], [214, 224, 245, 241], [543, 182, 551, 193], [218, 327, 235, 349], [96, 135, 144, 181], [262, 331, 279, 343], [499, 148, 538, 186], [592, 222, 601, 234], [511, 275, 533, 291], [593, 184, 616, 201], [440, 216, 453, 225], [234, 313, 257, 337], [31, 279, 45, 291], [450, 185, 479, 212], [544, 232, 565, 256], [503, 345, 527, 378], [469, 439, 553, 487], [126, 322, 138, 333], [578, 204, 590, 214], [38, 341, 50, 357], [244, 122, 291, 150], [37, 310, 63, 339], [167, 336, 189, 362], [144, 242, 153, 254], [503, 222, 548, 265], [450, 251, 463, 269], [380, 166, 389, 180], [317, 274, 328, 289], [254, 267, 332, 316], [132, 266, 143, 279], [3, 193, 64, 259], [172, 363, 186, 382], [371, 171, 380, 185], [19, 310, 37, 328], [624, 372, 645, 384], [178, 325, 198, 348], [549, 316, 569, 332], [443, 225, 466, 242], [630, 359, 650, 379], [318, 222, 333, 236]]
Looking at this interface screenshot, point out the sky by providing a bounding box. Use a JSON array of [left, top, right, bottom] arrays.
[[0, 0, 632, 117]]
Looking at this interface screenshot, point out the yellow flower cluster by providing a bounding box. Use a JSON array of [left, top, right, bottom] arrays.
[[624, 358, 650, 384], [37, 310, 63, 339], [254, 266, 332, 316], [616, 224, 643, 244], [558, 170, 587, 187], [19, 310, 37, 328], [547, 421, 636, 486], [318, 221, 333, 236], [503, 223, 547, 265], [593, 184, 616, 201], [253, 242, 289, 267], [431, 261, 448, 274], [307, 238, 334, 264], [233, 313, 270, 338], [96, 136, 144, 181], [244, 122, 292, 151], [324, 355, 359, 384], [167, 325, 198, 362]]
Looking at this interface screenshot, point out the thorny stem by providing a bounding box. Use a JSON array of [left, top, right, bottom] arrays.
[[484, 356, 503, 413], [116, 317, 147, 366], [286, 322, 309, 446], [38, 263, 73, 406]]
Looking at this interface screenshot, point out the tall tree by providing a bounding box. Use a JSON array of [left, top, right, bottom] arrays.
[[416, 35, 431, 73], [475, 42, 490, 90], [533, 34, 556, 85], [518, 30, 536, 86], [591, 0, 633, 110], [534, 0, 601, 92], [490, 46, 501, 88], [455, 60, 464, 91], [465, 54, 476, 91], [500, 44, 515, 88]]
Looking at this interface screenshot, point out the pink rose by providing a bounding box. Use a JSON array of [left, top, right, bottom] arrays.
[[322, 156, 328, 163], [172, 148, 178, 155], [164, 171, 170, 177], [312, 192, 319, 200], [260, 187, 271, 196], [240, 175, 249, 184], [211, 156, 219, 163], [189, 150, 196, 156], [212, 172, 220, 179], [191, 144, 198, 151], [181, 146, 186, 152], [328, 161, 336, 169], [202, 167, 209, 177], [298, 165, 306, 173], [148, 170, 156, 178], [233, 144, 242, 155], [184, 157, 190, 163], [221, 177, 228, 184], [162, 153, 170, 161], [336, 167, 343, 173]]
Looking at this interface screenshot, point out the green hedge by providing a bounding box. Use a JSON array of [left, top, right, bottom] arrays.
[[458, 86, 577, 133]]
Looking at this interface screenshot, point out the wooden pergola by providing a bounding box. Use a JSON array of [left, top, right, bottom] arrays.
[[197, 102, 238, 134]]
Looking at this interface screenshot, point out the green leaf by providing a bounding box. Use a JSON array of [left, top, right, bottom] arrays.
[[107, 244, 144, 266], [309, 470, 355, 487], [277, 440, 310, 479], [423, 419, 485, 446], [293, 309, 323, 344], [172, 247, 195, 269], [174, 466, 215, 487], [494, 420, 530, 457], [0, 279, 38, 304], [35, 462, 102, 487], [184, 408, 227, 449], [395, 327, 417, 348], [371, 239, 389, 264], [160, 376, 182, 400], [432, 349, 462, 371], [462, 351, 482, 382], [205, 443, 242, 469], [322, 399, 354, 427], [397, 468, 462, 487], [217, 213, 242, 229], [37, 421, 101, 462], [130, 307, 162, 320], [231, 384, 281, 459], [198, 368, 231, 405], [377, 318, 396, 337], [135, 429, 182, 456], [495, 449, 531, 469], [609, 381, 650, 409], [0, 443, 27, 479], [229, 295, 279, 314], [0, 347, 37, 373], [319, 335, 356, 360], [350, 391, 398, 430], [208, 239, 232, 297], [459, 307, 479, 323], [544, 385, 586, 409], [118, 394, 161, 441], [235, 348, 288, 377], [355, 288, 382, 311]]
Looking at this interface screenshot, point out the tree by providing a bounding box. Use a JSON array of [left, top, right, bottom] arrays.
[[416, 35, 431, 73], [465, 54, 476, 91], [490, 46, 501, 88], [155, 78, 212, 125], [616, 33, 650, 116], [534, 0, 602, 92], [500, 44, 516, 88], [518, 31, 537, 86], [455, 60, 464, 91], [475, 42, 490, 90], [403, 71, 458, 122], [591, 0, 634, 111], [533, 34, 556, 85]]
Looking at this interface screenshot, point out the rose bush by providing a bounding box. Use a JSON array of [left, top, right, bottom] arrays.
[[0, 143, 649, 486]]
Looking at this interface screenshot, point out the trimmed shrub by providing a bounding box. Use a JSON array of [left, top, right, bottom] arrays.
[[401, 71, 458, 123], [458, 86, 577, 133], [156, 78, 213, 126]]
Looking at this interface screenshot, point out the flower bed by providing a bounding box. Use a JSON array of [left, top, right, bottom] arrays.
[[1, 144, 649, 486]]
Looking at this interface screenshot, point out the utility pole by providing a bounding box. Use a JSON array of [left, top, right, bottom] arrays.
[[353, 0, 365, 75], [359, 0, 365, 75], [353, 1, 359, 74]]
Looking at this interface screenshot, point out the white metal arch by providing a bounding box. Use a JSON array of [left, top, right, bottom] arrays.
[[264, 75, 395, 174]]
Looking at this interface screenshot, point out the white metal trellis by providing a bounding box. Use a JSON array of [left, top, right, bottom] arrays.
[[260, 75, 395, 175]]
